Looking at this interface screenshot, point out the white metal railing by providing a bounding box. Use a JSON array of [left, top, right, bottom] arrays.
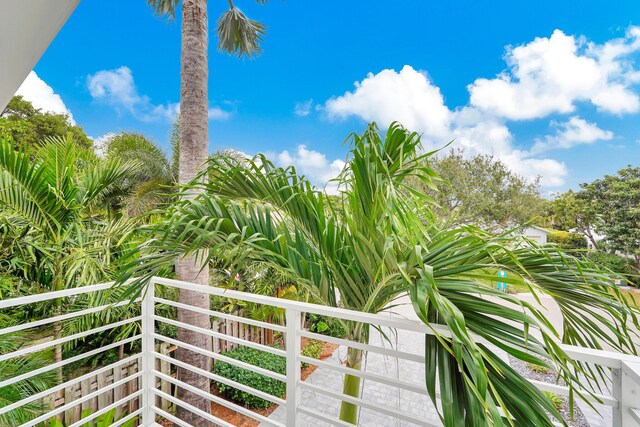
[[1, 276, 639, 427]]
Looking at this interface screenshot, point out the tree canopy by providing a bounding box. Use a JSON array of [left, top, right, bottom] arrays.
[[582, 165, 640, 265], [412, 149, 546, 227], [0, 96, 92, 151]]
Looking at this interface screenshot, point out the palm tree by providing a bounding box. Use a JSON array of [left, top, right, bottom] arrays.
[[128, 122, 638, 425], [102, 132, 175, 217], [0, 135, 137, 407], [147, 0, 268, 423]]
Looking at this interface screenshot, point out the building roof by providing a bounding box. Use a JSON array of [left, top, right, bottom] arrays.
[[0, 0, 80, 111]]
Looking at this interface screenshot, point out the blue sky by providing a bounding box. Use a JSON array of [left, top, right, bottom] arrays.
[[16, 0, 640, 193]]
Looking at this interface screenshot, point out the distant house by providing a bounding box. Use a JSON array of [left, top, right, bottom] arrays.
[[521, 226, 550, 245]]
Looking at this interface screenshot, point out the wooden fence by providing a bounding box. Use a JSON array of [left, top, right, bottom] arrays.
[[48, 316, 278, 425], [212, 315, 277, 353], [49, 343, 173, 425]]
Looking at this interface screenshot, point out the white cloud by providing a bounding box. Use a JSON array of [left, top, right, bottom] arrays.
[[294, 99, 313, 117], [322, 65, 570, 187], [530, 116, 613, 154], [208, 106, 231, 121], [448, 110, 568, 187], [276, 145, 345, 194], [87, 66, 230, 122], [468, 28, 640, 119], [325, 66, 452, 139], [15, 71, 75, 124], [91, 132, 117, 157]]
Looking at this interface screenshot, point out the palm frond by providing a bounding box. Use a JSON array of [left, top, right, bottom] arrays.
[[217, 7, 266, 58]]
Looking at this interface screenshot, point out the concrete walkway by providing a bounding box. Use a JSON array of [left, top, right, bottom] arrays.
[[261, 292, 633, 426]]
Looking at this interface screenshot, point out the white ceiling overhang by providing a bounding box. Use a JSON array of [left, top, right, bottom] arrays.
[[0, 0, 80, 111]]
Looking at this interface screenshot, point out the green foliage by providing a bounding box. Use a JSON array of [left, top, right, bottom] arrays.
[[124, 122, 640, 426], [549, 189, 599, 248], [587, 251, 639, 285], [0, 314, 57, 426], [306, 313, 345, 338], [103, 132, 174, 216], [526, 362, 550, 374], [47, 407, 137, 427], [301, 339, 323, 368], [542, 392, 564, 411], [548, 230, 587, 250], [0, 96, 91, 151], [213, 346, 286, 408], [581, 165, 640, 268], [412, 149, 546, 226]]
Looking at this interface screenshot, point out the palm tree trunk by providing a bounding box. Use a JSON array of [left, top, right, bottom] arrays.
[[339, 346, 363, 424], [175, 0, 212, 425], [339, 325, 368, 424]]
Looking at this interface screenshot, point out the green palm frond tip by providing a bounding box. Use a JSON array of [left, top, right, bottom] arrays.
[[218, 7, 267, 58]]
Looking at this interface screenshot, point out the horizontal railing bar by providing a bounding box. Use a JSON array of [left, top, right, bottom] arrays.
[[299, 330, 425, 364], [0, 354, 140, 416], [0, 298, 141, 336], [67, 391, 143, 427], [153, 314, 286, 357], [153, 352, 286, 407], [562, 345, 640, 368], [154, 333, 287, 382], [0, 279, 135, 309], [0, 335, 141, 389], [151, 277, 453, 337], [152, 389, 235, 427], [109, 408, 143, 427], [0, 315, 142, 362], [297, 405, 358, 427], [526, 379, 617, 407], [154, 296, 286, 333], [152, 405, 190, 427], [154, 371, 285, 427], [300, 381, 439, 427], [298, 355, 429, 396], [630, 407, 640, 424], [19, 373, 142, 427]]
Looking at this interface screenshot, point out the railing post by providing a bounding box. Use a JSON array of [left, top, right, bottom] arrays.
[[620, 361, 640, 427], [613, 367, 623, 427], [285, 309, 302, 426], [141, 278, 155, 426]]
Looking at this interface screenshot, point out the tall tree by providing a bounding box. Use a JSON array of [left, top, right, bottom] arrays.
[[413, 149, 546, 227], [549, 189, 599, 248], [0, 96, 91, 151], [582, 165, 640, 268], [126, 123, 638, 426], [147, 1, 267, 424]]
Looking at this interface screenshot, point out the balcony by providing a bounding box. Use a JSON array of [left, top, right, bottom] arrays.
[[1, 276, 640, 427]]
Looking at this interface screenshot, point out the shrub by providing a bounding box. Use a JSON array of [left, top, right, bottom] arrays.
[[213, 346, 286, 409], [301, 339, 323, 368], [526, 362, 549, 374], [543, 391, 564, 411], [587, 251, 639, 286], [548, 230, 587, 250], [306, 313, 345, 338]]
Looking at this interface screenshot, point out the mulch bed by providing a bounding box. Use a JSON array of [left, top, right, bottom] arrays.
[[508, 355, 590, 427]]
